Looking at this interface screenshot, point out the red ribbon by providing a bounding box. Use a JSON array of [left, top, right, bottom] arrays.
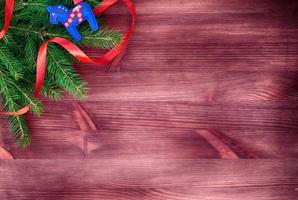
[[0, 0, 14, 39], [0, 0, 136, 115], [0, 106, 30, 116]]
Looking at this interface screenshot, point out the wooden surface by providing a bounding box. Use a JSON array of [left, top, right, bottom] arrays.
[[0, 159, 297, 200], [1, 0, 298, 199]]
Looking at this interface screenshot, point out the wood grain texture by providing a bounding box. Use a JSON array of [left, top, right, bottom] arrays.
[[1, 0, 298, 159], [100, 0, 298, 72], [0, 159, 297, 200], [0, 0, 297, 159], [0, 0, 297, 199]]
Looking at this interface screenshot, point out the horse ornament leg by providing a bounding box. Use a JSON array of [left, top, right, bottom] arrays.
[[80, 2, 99, 31], [66, 25, 82, 41]]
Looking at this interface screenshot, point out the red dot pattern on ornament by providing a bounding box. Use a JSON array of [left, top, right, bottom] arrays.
[[64, 5, 83, 28]]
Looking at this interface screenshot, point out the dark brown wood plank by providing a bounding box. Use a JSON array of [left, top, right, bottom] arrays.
[[1, 130, 218, 159], [0, 159, 297, 199], [74, 71, 298, 102], [1, 99, 298, 158], [93, 0, 298, 71]]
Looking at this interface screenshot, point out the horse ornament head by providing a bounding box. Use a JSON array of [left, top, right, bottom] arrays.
[[47, 5, 69, 25]]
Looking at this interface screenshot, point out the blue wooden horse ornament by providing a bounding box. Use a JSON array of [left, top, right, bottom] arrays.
[[47, 2, 99, 41]]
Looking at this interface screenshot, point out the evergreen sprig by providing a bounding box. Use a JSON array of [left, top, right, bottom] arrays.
[[0, 0, 122, 146]]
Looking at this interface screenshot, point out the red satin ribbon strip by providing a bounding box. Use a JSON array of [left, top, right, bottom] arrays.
[[0, 0, 136, 116], [0, 105, 30, 116], [35, 0, 136, 97], [0, 0, 14, 40]]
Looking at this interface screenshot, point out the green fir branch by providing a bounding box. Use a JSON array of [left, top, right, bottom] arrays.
[[24, 35, 38, 70], [3, 34, 23, 55], [0, 42, 24, 79], [0, 69, 30, 146], [47, 44, 87, 99]]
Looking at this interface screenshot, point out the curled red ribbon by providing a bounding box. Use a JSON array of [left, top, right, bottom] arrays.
[[0, 0, 136, 115], [0, 0, 14, 40]]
